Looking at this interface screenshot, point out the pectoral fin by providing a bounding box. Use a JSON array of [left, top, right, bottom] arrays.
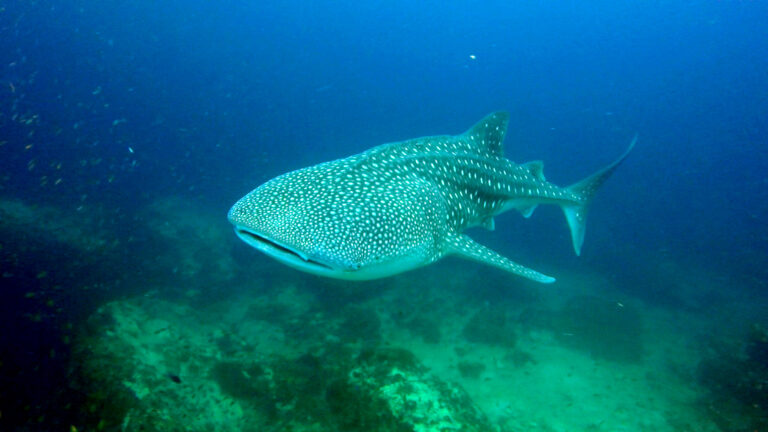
[[480, 217, 495, 230], [445, 234, 555, 283]]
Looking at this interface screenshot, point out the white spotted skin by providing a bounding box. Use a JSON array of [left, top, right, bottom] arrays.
[[228, 112, 632, 282], [228, 156, 450, 280]]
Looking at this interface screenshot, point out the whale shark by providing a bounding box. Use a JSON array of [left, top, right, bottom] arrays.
[[228, 112, 634, 283]]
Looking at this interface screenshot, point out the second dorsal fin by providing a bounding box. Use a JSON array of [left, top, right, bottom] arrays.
[[523, 160, 546, 181]]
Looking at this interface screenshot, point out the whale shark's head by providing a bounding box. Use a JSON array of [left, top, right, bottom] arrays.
[[228, 161, 445, 280]]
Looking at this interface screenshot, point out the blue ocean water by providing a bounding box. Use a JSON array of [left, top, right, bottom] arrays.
[[1, 0, 767, 430]]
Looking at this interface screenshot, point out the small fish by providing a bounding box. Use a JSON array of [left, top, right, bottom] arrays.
[[229, 112, 634, 283], [166, 373, 181, 384]]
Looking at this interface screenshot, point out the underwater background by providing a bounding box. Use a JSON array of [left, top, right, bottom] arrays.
[[1, 0, 767, 431]]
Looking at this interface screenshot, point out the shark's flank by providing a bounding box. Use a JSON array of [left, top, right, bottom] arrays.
[[228, 112, 634, 283]]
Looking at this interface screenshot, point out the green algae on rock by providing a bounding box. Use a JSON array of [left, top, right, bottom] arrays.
[[462, 305, 517, 347], [74, 296, 495, 432], [552, 295, 644, 363]]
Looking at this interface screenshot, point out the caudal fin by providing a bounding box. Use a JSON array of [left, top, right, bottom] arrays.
[[562, 135, 637, 255]]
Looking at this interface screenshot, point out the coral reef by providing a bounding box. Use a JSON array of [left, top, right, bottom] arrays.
[[462, 305, 517, 347], [348, 347, 495, 432], [550, 295, 644, 363], [0, 198, 115, 253], [139, 197, 237, 292], [387, 283, 446, 344], [697, 324, 768, 430], [747, 323, 768, 367], [73, 296, 495, 431], [457, 361, 486, 379], [404, 315, 442, 344], [338, 306, 382, 346]]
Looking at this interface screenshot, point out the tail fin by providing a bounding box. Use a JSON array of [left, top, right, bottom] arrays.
[[562, 135, 637, 255]]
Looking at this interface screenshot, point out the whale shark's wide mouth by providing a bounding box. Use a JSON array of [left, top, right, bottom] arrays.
[[235, 228, 334, 270]]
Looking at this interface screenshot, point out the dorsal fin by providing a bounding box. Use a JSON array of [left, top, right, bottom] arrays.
[[463, 111, 510, 158], [522, 160, 546, 181]]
